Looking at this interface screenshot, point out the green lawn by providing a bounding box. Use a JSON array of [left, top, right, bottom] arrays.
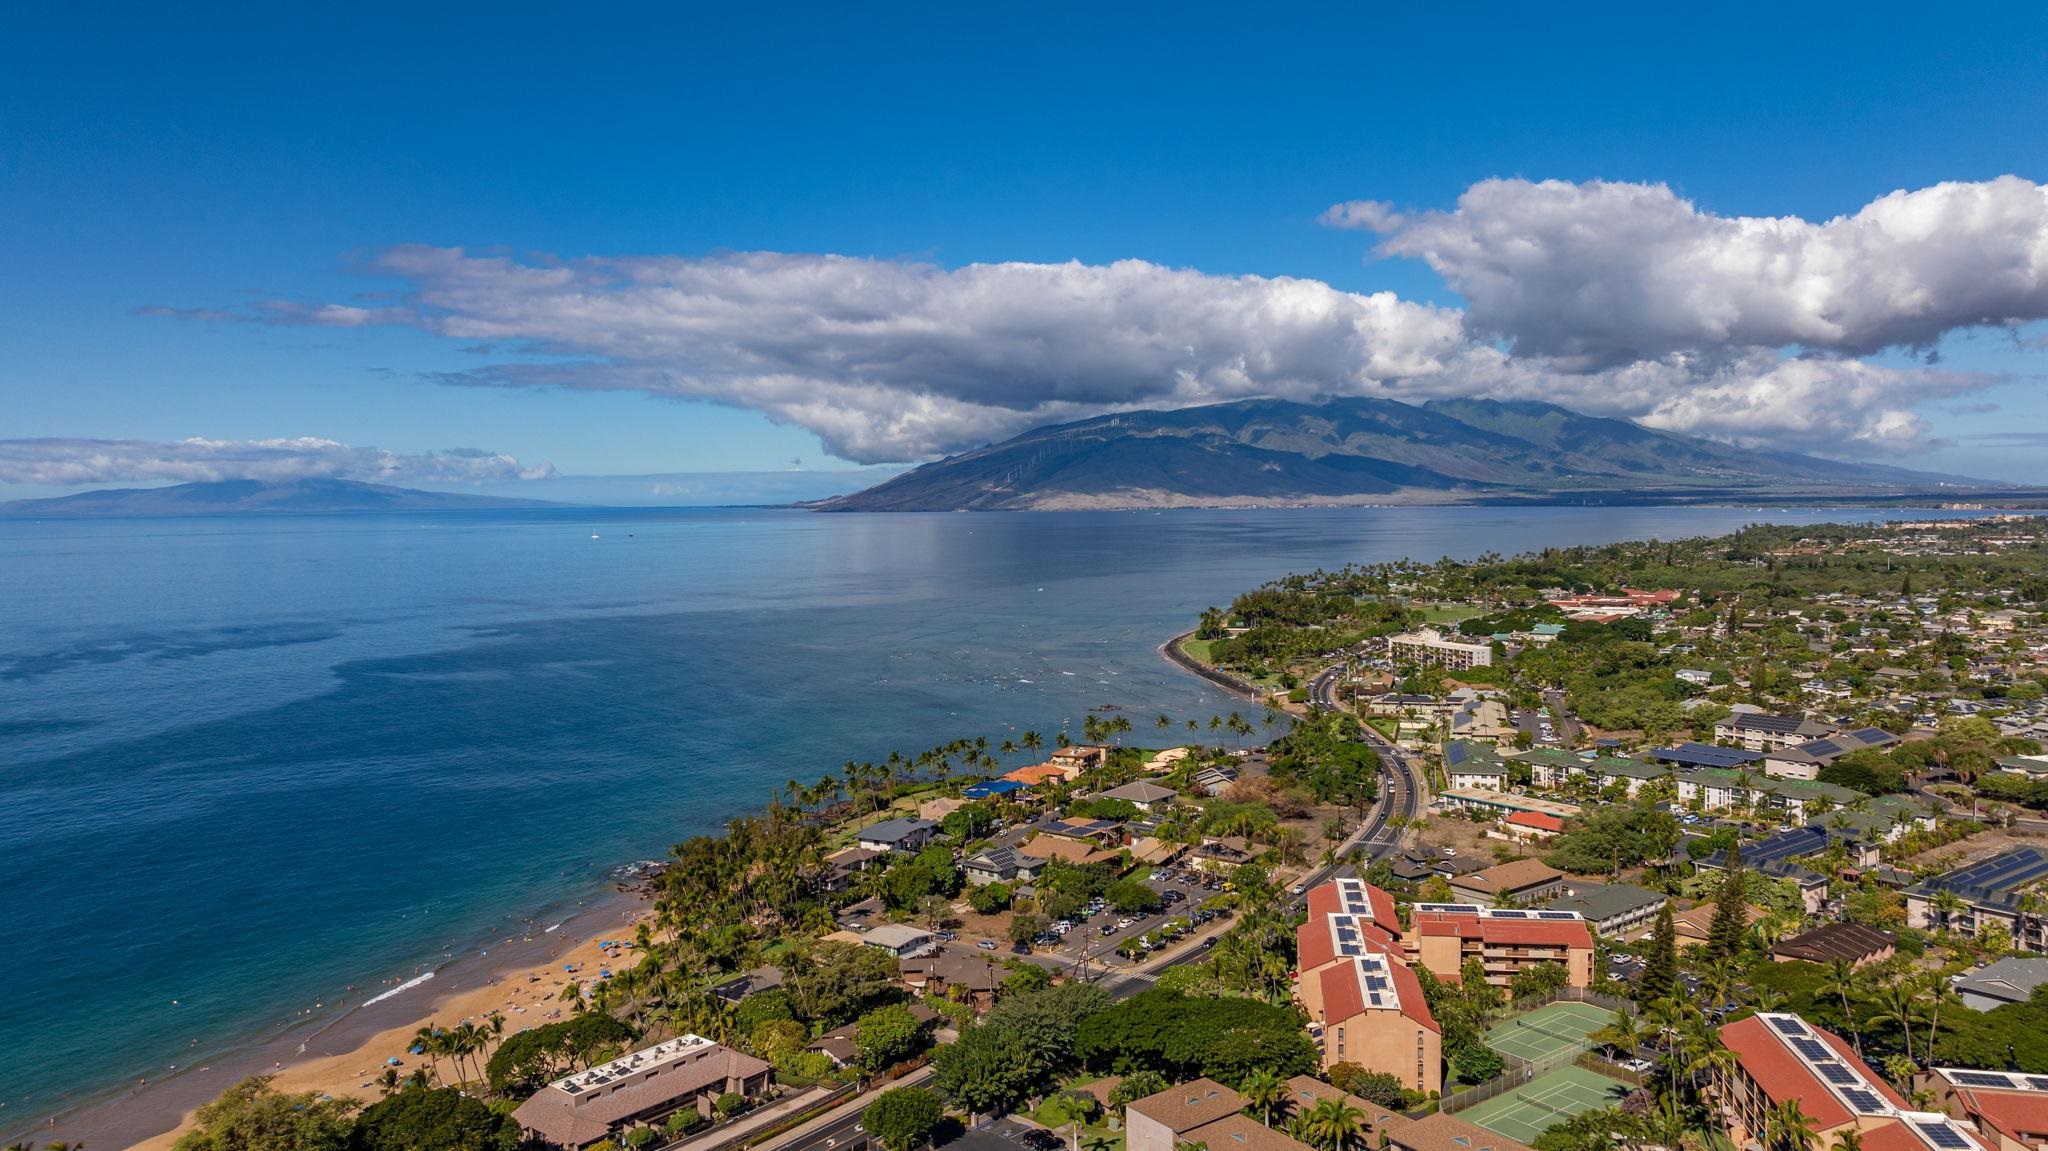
[[1180, 637, 1216, 664], [1418, 603, 1483, 624]]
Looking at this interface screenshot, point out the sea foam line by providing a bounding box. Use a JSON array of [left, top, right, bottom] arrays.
[[361, 971, 434, 1007]]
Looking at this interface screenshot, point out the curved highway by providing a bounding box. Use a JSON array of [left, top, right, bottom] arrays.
[[1309, 663, 1421, 862]]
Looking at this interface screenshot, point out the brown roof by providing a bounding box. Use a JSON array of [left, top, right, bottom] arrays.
[[1127, 1078, 1245, 1133], [1770, 922, 1896, 964], [1281, 1077, 1393, 1129], [1452, 858, 1564, 895], [1019, 835, 1119, 865], [1184, 1112, 1315, 1151], [1672, 903, 1763, 942], [1382, 1113, 1535, 1151]]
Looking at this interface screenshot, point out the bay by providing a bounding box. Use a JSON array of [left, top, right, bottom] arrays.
[[0, 504, 1938, 1131]]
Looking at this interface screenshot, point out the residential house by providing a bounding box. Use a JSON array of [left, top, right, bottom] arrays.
[[963, 846, 1044, 887], [1126, 1077, 1394, 1151], [1713, 712, 1841, 753], [901, 948, 1001, 1013], [1098, 780, 1178, 813], [708, 966, 784, 1006], [1955, 957, 2048, 1011], [1542, 883, 1665, 938], [856, 818, 940, 854], [1444, 740, 1509, 792], [1193, 765, 1240, 796], [858, 924, 938, 959], [1448, 858, 1569, 907], [1671, 902, 1763, 949], [1449, 699, 1517, 747], [1770, 922, 1897, 967], [1500, 810, 1566, 844], [511, 1035, 773, 1151], [1435, 788, 1581, 825]]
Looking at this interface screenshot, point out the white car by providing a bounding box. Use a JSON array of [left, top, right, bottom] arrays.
[[1291, 883, 1306, 895], [1441, 847, 1457, 857]]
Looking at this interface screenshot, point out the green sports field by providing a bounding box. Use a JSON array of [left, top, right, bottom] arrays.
[[1457, 1066, 1632, 1144], [1484, 1000, 1614, 1063]]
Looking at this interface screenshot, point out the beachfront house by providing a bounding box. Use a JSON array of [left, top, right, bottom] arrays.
[[511, 1034, 771, 1150], [856, 817, 940, 854]]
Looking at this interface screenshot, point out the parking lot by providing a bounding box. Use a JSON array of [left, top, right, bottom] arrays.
[[957, 868, 1232, 968]]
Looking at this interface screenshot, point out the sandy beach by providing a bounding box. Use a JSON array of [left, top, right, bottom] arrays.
[[40, 898, 653, 1151]]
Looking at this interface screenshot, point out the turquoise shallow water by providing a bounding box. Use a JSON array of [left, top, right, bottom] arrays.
[[0, 504, 1939, 1130]]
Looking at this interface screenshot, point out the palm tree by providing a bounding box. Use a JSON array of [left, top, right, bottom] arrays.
[[1591, 1009, 1646, 1062], [1930, 889, 1966, 935], [1296, 1098, 1366, 1151], [1021, 731, 1043, 753], [1924, 975, 1960, 1063], [1238, 1067, 1288, 1126], [1869, 976, 1924, 1065], [1772, 1099, 1817, 1151], [1820, 958, 1867, 1058], [1836, 1127, 1865, 1151]]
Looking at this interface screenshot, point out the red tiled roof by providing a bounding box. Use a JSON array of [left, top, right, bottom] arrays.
[[1387, 957, 1440, 1032], [1955, 1089, 2048, 1145], [1718, 1016, 1905, 1133], [1306, 883, 1345, 921], [1316, 958, 1439, 1034], [1505, 811, 1566, 832], [1367, 884, 1399, 929], [1296, 916, 1396, 973], [1855, 1123, 1933, 1151], [1413, 911, 1590, 949]]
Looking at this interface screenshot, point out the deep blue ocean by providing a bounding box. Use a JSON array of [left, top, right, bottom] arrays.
[[0, 505, 1947, 1129]]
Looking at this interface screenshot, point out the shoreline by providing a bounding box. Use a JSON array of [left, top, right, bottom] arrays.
[[35, 887, 652, 1151], [49, 632, 1237, 1151]]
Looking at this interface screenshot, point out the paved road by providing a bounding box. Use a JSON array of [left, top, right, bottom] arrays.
[[1309, 663, 1422, 867]]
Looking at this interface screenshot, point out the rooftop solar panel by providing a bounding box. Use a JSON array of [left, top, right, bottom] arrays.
[[1493, 910, 1529, 918], [1917, 1122, 1973, 1149], [1840, 1089, 1886, 1114], [1537, 911, 1578, 920], [1770, 1017, 1809, 1036], [2026, 1077, 2048, 1092], [1817, 1064, 1861, 1086], [1791, 1037, 1834, 1061], [1950, 1072, 2016, 1088], [1852, 728, 1893, 741]]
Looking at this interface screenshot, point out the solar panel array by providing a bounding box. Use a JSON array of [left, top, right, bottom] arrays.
[[1916, 1122, 1973, 1149], [1840, 1089, 1886, 1114], [1759, 1013, 1894, 1118], [1411, 903, 1582, 922], [1649, 742, 1761, 768], [1935, 1068, 2048, 1093], [1851, 727, 1895, 742], [1351, 953, 1400, 1011], [1937, 846, 2048, 897]]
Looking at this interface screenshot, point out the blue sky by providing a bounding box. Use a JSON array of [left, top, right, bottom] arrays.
[[5, 3, 2048, 499]]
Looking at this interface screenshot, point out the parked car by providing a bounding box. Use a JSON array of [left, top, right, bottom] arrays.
[[1619, 1057, 1653, 1073], [977, 940, 998, 950], [1291, 883, 1306, 895]]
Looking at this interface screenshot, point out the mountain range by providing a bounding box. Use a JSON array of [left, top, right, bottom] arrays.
[[0, 478, 561, 517], [816, 396, 1992, 511]]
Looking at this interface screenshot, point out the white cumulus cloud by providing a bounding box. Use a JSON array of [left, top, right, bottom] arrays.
[[148, 177, 2048, 463], [1356, 175, 2048, 367], [0, 437, 556, 487]]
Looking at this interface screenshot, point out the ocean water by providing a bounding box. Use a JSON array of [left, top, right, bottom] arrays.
[[0, 504, 1940, 1129]]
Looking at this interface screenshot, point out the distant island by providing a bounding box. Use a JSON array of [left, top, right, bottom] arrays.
[[816, 396, 2006, 511], [0, 477, 565, 517]]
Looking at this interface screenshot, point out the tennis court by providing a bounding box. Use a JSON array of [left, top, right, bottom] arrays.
[[1458, 1066, 1631, 1144], [1484, 1000, 1615, 1062]]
